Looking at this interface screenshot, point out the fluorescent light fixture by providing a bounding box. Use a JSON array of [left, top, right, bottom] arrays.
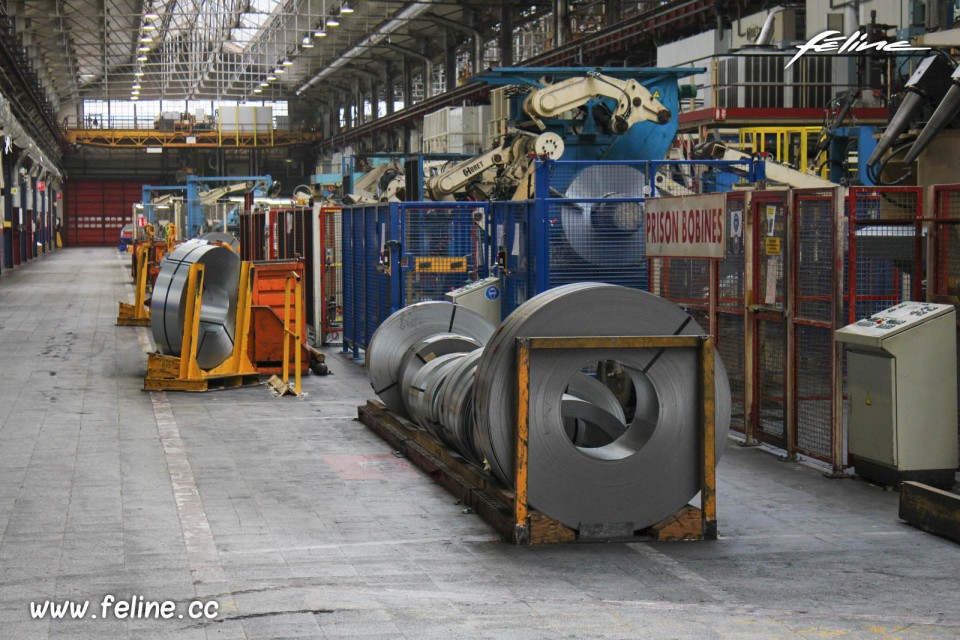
[[260, 81, 270, 87], [314, 28, 327, 37], [326, 15, 340, 26], [131, 90, 140, 96], [139, 35, 153, 42], [146, 147, 163, 154], [340, 2, 354, 14], [138, 45, 150, 52], [81, 73, 96, 78], [253, 87, 263, 94], [302, 36, 314, 48], [144, 12, 159, 20], [266, 74, 276, 81], [134, 70, 145, 77], [143, 24, 157, 31], [275, 67, 285, 74], [282, 58, 293, 66], [132, 83, 141, 89], [137, 54, 148, 61], [131, 95, 139, 101]]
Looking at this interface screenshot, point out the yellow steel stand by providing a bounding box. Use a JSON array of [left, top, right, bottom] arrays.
[[268, 271, 304, 397], [144, 261, 260, 392], [513, 335, 718, 544], [117, 243, 152, 326], [165, 223, 178, 253]]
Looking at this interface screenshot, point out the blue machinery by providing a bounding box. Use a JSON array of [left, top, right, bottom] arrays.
[[478, 67, 699, 162], [342, 158, 764, 357], [141, 176, 273, 239]]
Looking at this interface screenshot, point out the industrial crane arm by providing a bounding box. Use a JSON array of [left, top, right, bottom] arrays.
[[424, 143, 514, 200], [693, 140, 837, 190], [523, 71, 672, 132], [197, 182, 256, 204], [343, 160, 404, 204]]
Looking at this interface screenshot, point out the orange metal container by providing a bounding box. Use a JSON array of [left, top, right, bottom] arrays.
[[248, 259, 310, 373]]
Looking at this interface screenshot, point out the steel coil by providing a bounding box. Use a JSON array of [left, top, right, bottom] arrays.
[[198, 231, 240, 252], [561, 164, 646, 266], [151, 240, 241, 370], [367, 301, 495, 417], [407, 352, 467, 444], [436, 349, 485, 463], [397, 333, 484, 417], [472, 283, 731, 530]]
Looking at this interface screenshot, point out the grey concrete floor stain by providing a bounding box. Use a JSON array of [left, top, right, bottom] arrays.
[[0, 248, 957, 639]]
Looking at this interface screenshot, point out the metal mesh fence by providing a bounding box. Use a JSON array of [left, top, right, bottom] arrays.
[[239, 209, 266, 261], [930, 185, 960, 464], [342, 202, 489, 355], [792, 189, 838, 463], [795, 324, 833, 460], [268, 206, 316, 320], [490, 200, 533, 318], [718, 313, 746, 432], [365, 207, 393, 352], [795, 195, 834, 323], [847, 187, 923, 324], [401, 203, 486, 306], [756, 319, 787, 445], [753, 195, 788, 449], [319, 206, 343, 345], [342, 204, 392, 356], [546, 199, 647, 291]]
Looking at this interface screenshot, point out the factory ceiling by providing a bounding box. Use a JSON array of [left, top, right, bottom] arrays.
[[8, 0, 536, 108]]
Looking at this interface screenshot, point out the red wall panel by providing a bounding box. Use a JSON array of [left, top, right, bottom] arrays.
[[63, 180, 146, 247]]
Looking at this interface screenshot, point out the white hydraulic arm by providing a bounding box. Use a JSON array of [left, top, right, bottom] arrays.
[[523, 70, 672, 133], [694, 140, 837, 189], [343, 160, 404, 204], [197, 182, 257, 204], [424, 143, 515, 201]]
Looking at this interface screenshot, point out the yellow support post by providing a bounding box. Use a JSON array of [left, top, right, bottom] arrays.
[[179, 263, 206, 381], [270, 270, 304, 397], [116, 243, 152, 326], [514, 337, 531, 544], [700, 336, 718, 539]]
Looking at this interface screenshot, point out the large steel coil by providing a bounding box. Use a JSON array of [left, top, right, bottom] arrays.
[[560, 164, 646, 266], [473, 283, 730, 529], [367, 283, 731, 532], [151, 240, 241, 370], [366, 301, 496, 418]]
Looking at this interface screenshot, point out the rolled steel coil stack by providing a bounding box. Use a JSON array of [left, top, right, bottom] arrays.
[[366, 284, 732, 531]]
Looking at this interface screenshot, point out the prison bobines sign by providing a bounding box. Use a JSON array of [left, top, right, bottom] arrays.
[[645, 193, 727, 259]]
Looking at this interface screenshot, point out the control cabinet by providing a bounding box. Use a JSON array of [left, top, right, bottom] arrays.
[[835, 301, 958, 488], [444, 277, 502, 326]]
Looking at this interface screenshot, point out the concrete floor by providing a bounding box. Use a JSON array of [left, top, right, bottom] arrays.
[[0, 247, 958, 640]]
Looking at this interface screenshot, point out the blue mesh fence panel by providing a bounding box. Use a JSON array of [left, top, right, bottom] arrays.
[[546, 199, 647, 290], [490, 200, 533, 317], [342, 207, 356, 351], [400, 202, 487, 306]]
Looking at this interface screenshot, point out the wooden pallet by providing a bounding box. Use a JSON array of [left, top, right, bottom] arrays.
[[899, 481, 960, 545], [357, 400, 708, 544]]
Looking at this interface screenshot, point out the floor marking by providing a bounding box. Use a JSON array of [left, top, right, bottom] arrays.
[[627, 542, 732, 603], [123, 260, 237, 615], [220, 534, 502, 555]]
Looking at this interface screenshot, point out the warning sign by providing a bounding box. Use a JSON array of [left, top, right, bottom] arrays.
[[645, 193, 726, 259], [652, 90, 661, 99], [765, 237, 781, 256]]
